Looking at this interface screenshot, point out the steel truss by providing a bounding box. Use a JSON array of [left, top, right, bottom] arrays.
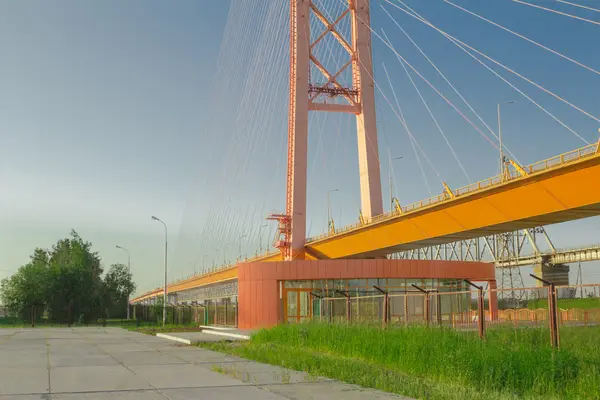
[[393, 227, 600, 292]]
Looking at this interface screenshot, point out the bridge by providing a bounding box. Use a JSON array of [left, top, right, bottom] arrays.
[[132, 1, 600, 324], [305, 144, 600, 259]]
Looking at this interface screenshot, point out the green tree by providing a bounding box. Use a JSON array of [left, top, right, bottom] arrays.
[[45, 230, 104, 324], [0, 230, 139, 325], [0, 249, 49, 321], [104, 263, 136, 318]]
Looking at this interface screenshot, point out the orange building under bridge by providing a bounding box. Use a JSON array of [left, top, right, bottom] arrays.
[[132, 259, 497, 329]]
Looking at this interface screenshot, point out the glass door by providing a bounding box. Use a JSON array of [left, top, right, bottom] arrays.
[[286, 290, 298, 323], [299, 291, 311, 322], [284, 289, 313, 323]]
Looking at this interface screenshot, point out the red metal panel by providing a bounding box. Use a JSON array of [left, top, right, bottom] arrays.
[[339, 259, 353, 279], [376, 258, 385, 278], [237, 259, 495, 329]]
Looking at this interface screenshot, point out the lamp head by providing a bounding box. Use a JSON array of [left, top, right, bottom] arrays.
[[151, 216, 159, 221]]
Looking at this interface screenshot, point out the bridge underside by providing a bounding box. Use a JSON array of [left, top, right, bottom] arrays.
[[306, 154, 600, 259]]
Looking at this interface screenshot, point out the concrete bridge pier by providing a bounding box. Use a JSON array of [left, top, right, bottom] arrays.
[[533, 263, 571, 298]]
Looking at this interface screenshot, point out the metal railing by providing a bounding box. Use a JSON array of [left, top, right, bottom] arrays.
[[131, 304, 205, 326], [132, 250, 280, 303], [307, 142, 599, 243], [309, 283, 600, 348]]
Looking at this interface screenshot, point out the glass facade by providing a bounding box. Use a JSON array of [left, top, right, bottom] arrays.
[[147, 277, 473, 327], [283, 278, 468, 294], [175, 281, 238, 304], [283, 278, 472, 324]]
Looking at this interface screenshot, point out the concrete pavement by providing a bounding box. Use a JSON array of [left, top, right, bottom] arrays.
[[0, 327, 408, 399]]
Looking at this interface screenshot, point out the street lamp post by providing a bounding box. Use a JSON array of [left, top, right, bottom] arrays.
[[200, 254, 208, 271], [497, 101, 515, 181], [389, 155, 403, 212], [224, 244, 232, 265], [115, 245, 131, 319], [258, 224, 268, 253], [151, 216, 168, 326], [213, 249, 219, 268], [327, 189, 339, 234], [239, 234, 248, 259]]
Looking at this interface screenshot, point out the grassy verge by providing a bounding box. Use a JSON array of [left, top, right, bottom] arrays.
[[0, 317, 170, 329], [528, 297, 600, 310], [198, 323, 600, 400], [123, 324, 202, 335]]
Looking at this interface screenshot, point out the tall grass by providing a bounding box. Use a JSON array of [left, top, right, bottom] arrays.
[[528, 297, 600, 310], [202, 323, 600, 399]]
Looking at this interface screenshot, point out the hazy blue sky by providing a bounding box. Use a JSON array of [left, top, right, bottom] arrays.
[[1, 0, 599, 294]]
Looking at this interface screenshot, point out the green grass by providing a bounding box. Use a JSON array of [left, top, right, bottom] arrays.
[[0, 317, 162, 329], [528, 297, 600, 310], [198, 323, 600, 400], [123, 324, 202, 335], [0, 317, 24, 327]]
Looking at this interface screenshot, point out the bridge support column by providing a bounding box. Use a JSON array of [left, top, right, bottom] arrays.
[[533, 263, 570, 298], [488, 280, 498, 321], [353, 0, 384, 219], [286, 0, 311, 259]]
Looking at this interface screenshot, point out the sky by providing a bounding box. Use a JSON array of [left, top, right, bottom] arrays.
[[1, 0, 599, 294]]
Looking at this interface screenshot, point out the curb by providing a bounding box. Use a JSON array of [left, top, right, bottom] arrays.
[[201, 330, 250, 340], [156, 333, 196, 345], [198, 325, 236, 331]]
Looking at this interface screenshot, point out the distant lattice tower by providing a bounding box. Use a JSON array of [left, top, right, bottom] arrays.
[[272, 0, 383, 260], [497, 231, 527, 305]]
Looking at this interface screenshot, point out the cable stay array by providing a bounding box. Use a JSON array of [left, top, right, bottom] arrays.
[[512, 0, 600, 25], [147, 0, 600, 295]]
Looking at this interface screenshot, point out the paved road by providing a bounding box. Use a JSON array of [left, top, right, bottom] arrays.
[[0, 328, 406, 399]]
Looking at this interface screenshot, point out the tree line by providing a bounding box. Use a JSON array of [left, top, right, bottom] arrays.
[[0, 230, 136, 324]]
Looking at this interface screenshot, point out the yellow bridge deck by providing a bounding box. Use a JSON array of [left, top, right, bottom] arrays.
[[306, 143, 600, 258], [132, 143, 600, 302]]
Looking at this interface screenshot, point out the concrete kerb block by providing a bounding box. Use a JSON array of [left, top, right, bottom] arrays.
[[156, 333, 198, 345], [198, 325, 235, 331], [201, 330, 250, 340]]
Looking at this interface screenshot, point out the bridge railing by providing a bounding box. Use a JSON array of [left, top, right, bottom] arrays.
[[307, 142, 599, 243], [131, 249, 282, 303], [528, 142, 597, 173]]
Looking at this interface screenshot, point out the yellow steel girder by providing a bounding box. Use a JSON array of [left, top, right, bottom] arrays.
[[132, 144, 600, 300], [307, 149, 600, 259], [130, 252, 283, 303]]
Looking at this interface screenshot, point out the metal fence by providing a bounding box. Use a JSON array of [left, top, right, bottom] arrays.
[[131, 304, 206, 326], [0, 304, 212, 328], [205, 299, 238, 327], [312, 282, 600, 348]]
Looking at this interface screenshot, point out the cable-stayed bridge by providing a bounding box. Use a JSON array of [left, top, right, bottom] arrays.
[[133, 0, 600, 305]]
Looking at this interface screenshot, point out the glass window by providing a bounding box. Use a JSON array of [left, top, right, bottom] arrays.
[[299, 292, 311, 317], [284, 280, 312, 289], [367, 278, 380, 288], [287, 291, 298, 317], [348, 279, 366, 288], [386, 278, 406, 288], [333, 280, 347, 291], [312, 280, 325, 290]]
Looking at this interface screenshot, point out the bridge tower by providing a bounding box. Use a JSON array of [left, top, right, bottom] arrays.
[[273, 0, 383, 260]]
